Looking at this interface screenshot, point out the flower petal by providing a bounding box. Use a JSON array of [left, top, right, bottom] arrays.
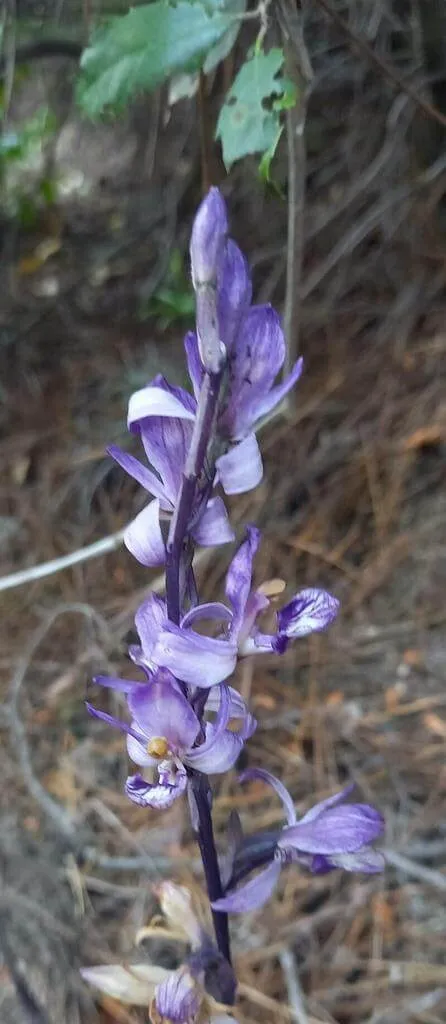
[[330, 849, 385, 873], [222, 305, 285, 438], [191, 496, 235, 547], [125, 769, 187, 809], [128, 678, 200, 752], [280, 804, 384, 856], [216, 434, 263, 495], [86, 702, 147, 746], [124, 499, 166, 567], [239, 768, 297, 826], [153, 625, 237, 688], [135, 594, 168, 658], [277, 588, 340, 639], [212, 860, 281, 914], [181, 602, 232, 629], [187, 728, 243, 774], [190, 186, 227, 288], [218, 238, 252, 353], [245, 356, 304, 432], [128, 384, 195, 429], [139, 416, 193, 508], [93, 674, 140, 693], [225, 526, 261, 636], [107, 444, 166, 502], [300, 784, 355, 824], [184, 331, 204, 401], [80, 963, 168, 1006]]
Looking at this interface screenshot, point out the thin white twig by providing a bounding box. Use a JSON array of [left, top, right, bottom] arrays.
[[0, 529, 126, 593], [384, 848, 446, 891], [280, 948, 309, 1024]]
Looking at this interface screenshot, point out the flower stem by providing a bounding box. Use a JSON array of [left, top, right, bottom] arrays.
[[166, 368, 222, 624], [191, 772, 232, 969]]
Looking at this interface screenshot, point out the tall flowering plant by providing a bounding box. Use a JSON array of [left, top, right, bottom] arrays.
[[83, 189, 384, 1021]]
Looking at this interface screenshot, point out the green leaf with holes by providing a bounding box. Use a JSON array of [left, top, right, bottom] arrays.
[[77, 0, 234, 118], [216, 48, 297, 169]]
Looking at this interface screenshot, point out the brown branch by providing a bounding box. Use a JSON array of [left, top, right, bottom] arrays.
[[314, 0, 446, 130]]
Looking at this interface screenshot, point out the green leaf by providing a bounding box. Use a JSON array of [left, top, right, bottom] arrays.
[[77, 0, 234, 118], [258, 125, 283, 187], [216, 47, 295, 169]]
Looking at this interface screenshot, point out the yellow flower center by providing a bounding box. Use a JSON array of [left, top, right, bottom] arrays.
[[147, 736, 169, 758]]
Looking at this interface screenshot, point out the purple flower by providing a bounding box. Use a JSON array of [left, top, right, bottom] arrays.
[[87, 671, 254, 809], [190, 187, 228, 290], [212, 770, 384, 913], [108, 375, 234, 566], [154, 967, 201, 1024], [147, 529, 339, 687]]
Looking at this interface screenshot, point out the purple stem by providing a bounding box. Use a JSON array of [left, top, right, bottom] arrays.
[[191, 772, 232, 969], [165, 358, 231, 965]]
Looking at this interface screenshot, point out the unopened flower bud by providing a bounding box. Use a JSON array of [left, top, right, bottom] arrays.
[[190, 188, 228, 289], [157, 881, 202, 949]]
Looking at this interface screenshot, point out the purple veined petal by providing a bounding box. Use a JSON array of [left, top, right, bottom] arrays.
[[225, 525, 261, 636], [329, 849, 385, 873], [212, 859, 281, 914], [128, 385, 196, 430], [107, 444, 167, 502], [216, 434, 263, 495], [191, 496, 235, 547], [223, 305, 285, 438], [278, 587, 340, 639], [190, 186, 228, 288], [238, 590, 271, 652], [139, 417, 193, 509], [125, 769, 187, 809], [135, 594, 168, 658], [217, 238, 252, 354], [86, 702, 147, 746], [300, 784, 355, 825], [279, 803, 384, 856], [240, 357, 304, 437], [187, 728, 243, 774], [239, 768, 297, 826], [155, 967, 201, 1023], [184, 331, 204, 401], [181, 602, 232, 630], [127, 679, 200, 752], [153, 625, 237, 688], [124, 499, 166, 567], [92, 674, 139, 693]]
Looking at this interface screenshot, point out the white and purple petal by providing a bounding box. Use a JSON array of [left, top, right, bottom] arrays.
[[217, 238, 252, 353], [240, 768, 297, 827], [128, 678, 200, 752], [225, 526, 261, 637], [216, 434, 263, 495], [191, 496, 235, 547], [135, 594, 168, 659], [279, 803, 384, 857], [190, 186, 228, 288], [125, 768, 187, 809], [128, 383, 195, 430], [153, 625, 237, 688], [212, 859, 281, 914], [277, 588, 340, 639], [244, 356, 304, 434], [107, 444, 166, 502], [124, 499, 166, 567]]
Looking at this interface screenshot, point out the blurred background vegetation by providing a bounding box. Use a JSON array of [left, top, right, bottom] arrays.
[[1, 3, 446, 1023]]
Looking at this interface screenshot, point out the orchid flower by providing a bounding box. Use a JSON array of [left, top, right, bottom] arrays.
[[87, 671, 255, 809], [212, 770, 385, 914], [131, 530, 339, 690], [108, 375, 234, 566]]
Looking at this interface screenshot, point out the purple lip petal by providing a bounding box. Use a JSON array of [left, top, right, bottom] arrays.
[[128, 679, 200, 752], [125, 771, 186, 809], [128, 385, 196, 429], [124, 499, 166, 567], [239, 768, 297, 827], [212, 860, 281, 914], [279, 804, 384, 856], [278, 588, 340, 638], [245, 356, 304, 433], [190, 496, 235, 547], [155, 967, 201, 1022], [107, 444, 166, 501], [135, 594, 167, 657], [153, 625, 237, 688], [216, 434, 263, 495], [225, 525, 261, 635]]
